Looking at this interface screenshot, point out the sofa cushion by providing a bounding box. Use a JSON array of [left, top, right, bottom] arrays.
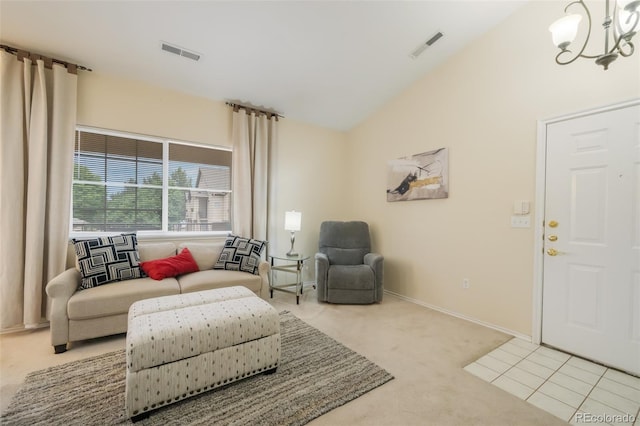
[[177, 242, 223, 270], [67, 277, 180, 320], [214, 235, 266, 275], [138, 242, 176, 262], [177, 269, 261, 294], [72, 233, 144, 290], [140, 248, 199, 280]]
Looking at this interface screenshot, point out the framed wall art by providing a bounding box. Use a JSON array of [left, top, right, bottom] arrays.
[[386, 147, 449, 202]]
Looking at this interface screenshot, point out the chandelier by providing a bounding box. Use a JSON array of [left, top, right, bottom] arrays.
[[549, 0, 639, 70]]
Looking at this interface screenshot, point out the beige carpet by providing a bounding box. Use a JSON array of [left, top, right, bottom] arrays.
[[1, 291, 570, 425], [1, 311, 393, 425]]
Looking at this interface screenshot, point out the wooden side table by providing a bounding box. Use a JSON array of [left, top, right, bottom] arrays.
[[269, 254, 309, 304]]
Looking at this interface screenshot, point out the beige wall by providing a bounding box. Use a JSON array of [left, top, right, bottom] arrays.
[[270, 119, 348, 281], [78, 72, 231, 146], [74, 2, 640, 335], [77, 72, 348, 283], [345, 2, 640, 336]]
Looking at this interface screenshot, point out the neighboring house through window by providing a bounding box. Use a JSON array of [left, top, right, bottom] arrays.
[[185, 167, 231, 231], [71, 127, 231, 235]]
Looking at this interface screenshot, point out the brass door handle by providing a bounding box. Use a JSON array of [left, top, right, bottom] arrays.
[[546, 248, 566, 256]]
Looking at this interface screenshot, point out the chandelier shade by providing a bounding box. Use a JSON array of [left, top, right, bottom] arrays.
[[617, 8, 638, 37], [549, 14, 583, 50], [549, 0, 639, 70], [619, 0, 640, 12]]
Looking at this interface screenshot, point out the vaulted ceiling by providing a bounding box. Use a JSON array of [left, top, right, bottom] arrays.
[[0, 1, 528, 131]]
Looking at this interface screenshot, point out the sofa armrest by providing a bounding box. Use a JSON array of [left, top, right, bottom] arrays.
[[46, 268, 80, 299], [45, 268, 81, 350], [257, 260, 270, 298], [364, 253, 384, 301], [315, 253, 329, 302]]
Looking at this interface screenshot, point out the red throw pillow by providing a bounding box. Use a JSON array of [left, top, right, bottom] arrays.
[[140, 247, 200, 280]]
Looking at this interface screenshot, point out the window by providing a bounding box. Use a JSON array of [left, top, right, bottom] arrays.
[[72, 128, 231, 235]]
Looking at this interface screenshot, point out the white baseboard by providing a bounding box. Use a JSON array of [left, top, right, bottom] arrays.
[[384, 290, 532, 342], [0, 321, 49, 335]]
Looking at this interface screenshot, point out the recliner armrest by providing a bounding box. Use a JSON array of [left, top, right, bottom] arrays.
[[315, 253, 329, 302], [364, 253, 384, 301], [364, 253, 383, 269], [315, 253, 329, 270]]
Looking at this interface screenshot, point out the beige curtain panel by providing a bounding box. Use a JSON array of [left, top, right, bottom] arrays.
[[0, 50, 77, 330], [231, 108, 278, 246]]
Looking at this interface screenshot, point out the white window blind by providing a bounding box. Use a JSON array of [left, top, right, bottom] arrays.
[[72, 128, 231, 234]]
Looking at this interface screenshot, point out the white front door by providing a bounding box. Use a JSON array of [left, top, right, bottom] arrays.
[[541, 102, 640, 375]]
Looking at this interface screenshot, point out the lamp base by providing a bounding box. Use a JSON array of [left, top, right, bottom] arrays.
[[286, 231, 298, 257]]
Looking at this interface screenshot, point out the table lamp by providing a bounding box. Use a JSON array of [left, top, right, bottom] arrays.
[[284, 210, 302, 256]]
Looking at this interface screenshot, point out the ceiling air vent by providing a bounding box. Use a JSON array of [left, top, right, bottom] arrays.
[[410, 31, 444, 60], [161, 42, 201, 61]]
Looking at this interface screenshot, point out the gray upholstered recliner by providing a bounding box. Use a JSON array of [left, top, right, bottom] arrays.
[[315, 221, 383, 304]]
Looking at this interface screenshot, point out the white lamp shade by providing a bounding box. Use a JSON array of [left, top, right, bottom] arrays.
[[549, 14, 582, 49], [618, 0, 640, 12], [617, 8, 638, 35], [284, 211, 301, 231]]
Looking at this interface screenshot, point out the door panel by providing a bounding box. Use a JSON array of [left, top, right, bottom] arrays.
[[570, 168, 607, 244], [542, 103, 640, 375], [566, 264, 603, 330]]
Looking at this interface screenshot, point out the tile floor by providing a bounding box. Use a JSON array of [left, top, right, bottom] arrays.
[[465, 338, 640, 425]]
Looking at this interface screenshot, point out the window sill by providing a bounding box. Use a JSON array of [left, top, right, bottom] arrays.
[[68, 231, 231, 242]]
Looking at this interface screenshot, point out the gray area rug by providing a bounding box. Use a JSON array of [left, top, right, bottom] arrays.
[[2, 311, 393, 426]]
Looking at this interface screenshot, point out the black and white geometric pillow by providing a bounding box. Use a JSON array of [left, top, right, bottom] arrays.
[[214, 235, 266, 275], [72, 233, 143, 290]]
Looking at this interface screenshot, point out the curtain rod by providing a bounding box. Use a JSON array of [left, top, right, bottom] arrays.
[[0, 44, 92, 74], [225, 101, 284, 119]]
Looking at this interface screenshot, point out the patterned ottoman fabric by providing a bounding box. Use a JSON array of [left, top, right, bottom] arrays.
[[124, 287, 280, 419], [128, 286, 256, 319]]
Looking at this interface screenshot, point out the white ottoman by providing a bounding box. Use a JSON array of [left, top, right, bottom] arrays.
[[124, 286, 280, 421]]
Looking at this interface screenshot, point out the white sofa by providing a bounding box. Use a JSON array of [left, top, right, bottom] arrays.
[[45, 240, 270, 353]]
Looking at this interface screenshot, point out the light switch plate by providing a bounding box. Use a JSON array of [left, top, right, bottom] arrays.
[[511, 215, 531, 228]]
